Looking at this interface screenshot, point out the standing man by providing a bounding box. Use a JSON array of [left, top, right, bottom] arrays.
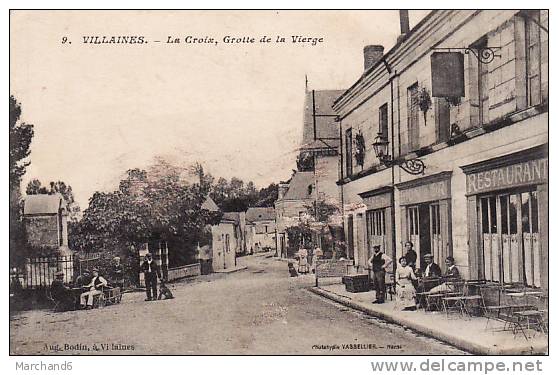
[[141, 253, 161, 301], [112, 256, 124, 292], [368, 245, 392, 304]]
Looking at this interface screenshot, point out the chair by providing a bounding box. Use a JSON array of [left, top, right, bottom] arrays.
[[45, 289, 61, 312], [442, 280, 482, 319], [479, 283, 517, 331], [507, 287, 547, 340]]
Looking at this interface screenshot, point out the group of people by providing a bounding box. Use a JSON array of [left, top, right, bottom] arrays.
[[367, 241, 461, 311], [50, 267, 109, 311], [49, 253, 174, 311]]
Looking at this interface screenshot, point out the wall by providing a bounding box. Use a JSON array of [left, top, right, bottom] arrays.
[[24, 215, 60, 249], [211, 223, 237, 271]]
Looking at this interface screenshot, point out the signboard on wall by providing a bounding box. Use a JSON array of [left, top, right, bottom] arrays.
[[397, 172, 452, 206], [431, 52, 465, 97], [465, 158, 548, 195]]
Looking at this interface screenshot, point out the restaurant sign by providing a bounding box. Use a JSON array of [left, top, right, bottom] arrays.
[[466, 158, 548, 195]]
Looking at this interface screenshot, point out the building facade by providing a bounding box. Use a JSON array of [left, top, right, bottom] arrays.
[[275, 89, 346, 258], [245, 207, 276, 252], [334, 10, 548, 288], [23, 193, 70, 254]]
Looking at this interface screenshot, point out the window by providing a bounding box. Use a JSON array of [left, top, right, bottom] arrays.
[[345, 128, 353, 176], [479, 189, 541, 287], [379, 103, 388, 139], [435, 98, 450, 142], [406, 83, 420, 152], [521, 10, 542, 107], [366, 209, 386, 240]]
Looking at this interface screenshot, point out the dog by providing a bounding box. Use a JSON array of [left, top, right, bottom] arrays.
[[157, 281, 174, 300], [287, 262, 298, 277]]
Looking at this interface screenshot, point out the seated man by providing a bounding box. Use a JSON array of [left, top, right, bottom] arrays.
[[80, 268, 108, 309], [50, 271, 75, 311], [75, 269, 92, 287], [426, 257, 462, 295]]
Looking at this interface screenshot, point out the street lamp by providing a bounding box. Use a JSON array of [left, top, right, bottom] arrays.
[[372, 133, 426, 175]]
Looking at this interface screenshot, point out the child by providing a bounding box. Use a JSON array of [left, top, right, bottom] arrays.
[[157, 281, 174, 300]]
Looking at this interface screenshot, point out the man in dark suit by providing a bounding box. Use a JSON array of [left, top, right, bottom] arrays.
[[141, 253, 161, 301], [421, 253, 442, 279], [50, 271, 74, 311]]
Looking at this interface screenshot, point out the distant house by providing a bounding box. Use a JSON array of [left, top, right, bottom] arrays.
[[211, 212, 246, 271], [274, 171, 315, 258], [245, 207, 276, 253], [23, 193, 71, 256]]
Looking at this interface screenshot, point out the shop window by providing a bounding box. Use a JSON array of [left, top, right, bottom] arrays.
[[478, 190, 541, 287]]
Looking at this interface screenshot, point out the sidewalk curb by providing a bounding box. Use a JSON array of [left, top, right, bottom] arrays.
[[309, 287, 546, 355], [213, 265, 248, 274]]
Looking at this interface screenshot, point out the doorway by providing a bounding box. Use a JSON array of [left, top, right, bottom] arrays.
[[407, 203, 444, 269]]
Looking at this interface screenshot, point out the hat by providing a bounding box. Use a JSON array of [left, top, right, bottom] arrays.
[[373, 245, 381, 250], [92, 267, 99, 272], [423, 253, 433, 259], [113, 256, 120, 261], [83, 269, 91, 273], [55, 271, 64, 277]]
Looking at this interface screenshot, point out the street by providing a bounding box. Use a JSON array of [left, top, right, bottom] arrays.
[[10, 255, 467, 355]]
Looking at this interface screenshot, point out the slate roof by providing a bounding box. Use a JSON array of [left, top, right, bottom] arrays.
[[245, 207, 275, 222], [300, 89, 345, 151], [281, 172, 315, 201], [23, 194, 66, 215]]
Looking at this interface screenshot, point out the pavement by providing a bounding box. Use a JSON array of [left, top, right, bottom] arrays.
[[9, 255, 466, 355], [310, 283, 548, 355]]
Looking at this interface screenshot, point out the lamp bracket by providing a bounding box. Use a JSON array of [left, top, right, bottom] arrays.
[[381, 156, 426, 175]]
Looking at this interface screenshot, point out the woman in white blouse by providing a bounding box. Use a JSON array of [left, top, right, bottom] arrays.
[[395, 256, 418, 311]]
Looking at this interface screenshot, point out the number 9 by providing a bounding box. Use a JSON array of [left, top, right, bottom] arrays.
[[61, 37, 68, 44]]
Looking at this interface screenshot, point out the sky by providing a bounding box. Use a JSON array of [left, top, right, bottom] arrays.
[[10, 10, 430, 209]]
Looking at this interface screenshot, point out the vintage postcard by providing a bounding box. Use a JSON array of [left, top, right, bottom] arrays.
[[9, 9, 548, 358]]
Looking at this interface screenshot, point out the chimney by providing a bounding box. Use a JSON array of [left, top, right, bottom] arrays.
[[397, 10, 410, 43], [278, 183, 290, 200], [363, 45, 384, 71]]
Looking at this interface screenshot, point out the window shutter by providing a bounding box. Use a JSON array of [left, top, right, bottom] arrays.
[[431, 52, 465, 98]]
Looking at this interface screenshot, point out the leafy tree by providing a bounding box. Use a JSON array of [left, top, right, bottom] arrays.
[[255, 183, 279, 207], [9, 96, 34, 267], [9, 96, 34, 190]]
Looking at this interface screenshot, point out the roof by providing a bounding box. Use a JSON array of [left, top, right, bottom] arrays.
[[24, 194, 66, 215], [300, 89, 345, 151], [222, 212, 241, 224], [201, 196, 220, 212], [281, 172, 315, 201], [246, 207, 275, 222], [333, 10, 438, 108]]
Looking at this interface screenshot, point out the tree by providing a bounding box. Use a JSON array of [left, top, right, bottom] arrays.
[[70, 161, 222, 284], [9, 96, 34, 190], [10, 96, 34, 267], [255, 183, 279, 207]]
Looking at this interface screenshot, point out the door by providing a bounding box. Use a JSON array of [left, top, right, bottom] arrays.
[[366, 209, 386, 254], [347, 215, 355, 260], [479, 190, 541, 286], [429, 203, 444, 267], [407, 206, 421, 268]]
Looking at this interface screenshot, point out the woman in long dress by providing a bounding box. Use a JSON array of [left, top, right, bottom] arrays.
[[395, 256, 418, 311]]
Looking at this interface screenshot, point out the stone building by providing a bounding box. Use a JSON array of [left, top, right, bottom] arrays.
[[275, 88, 346, 258], [23, 193, 71, 255], [245, 207, 276, 253], [334, 10, 548, 289]]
